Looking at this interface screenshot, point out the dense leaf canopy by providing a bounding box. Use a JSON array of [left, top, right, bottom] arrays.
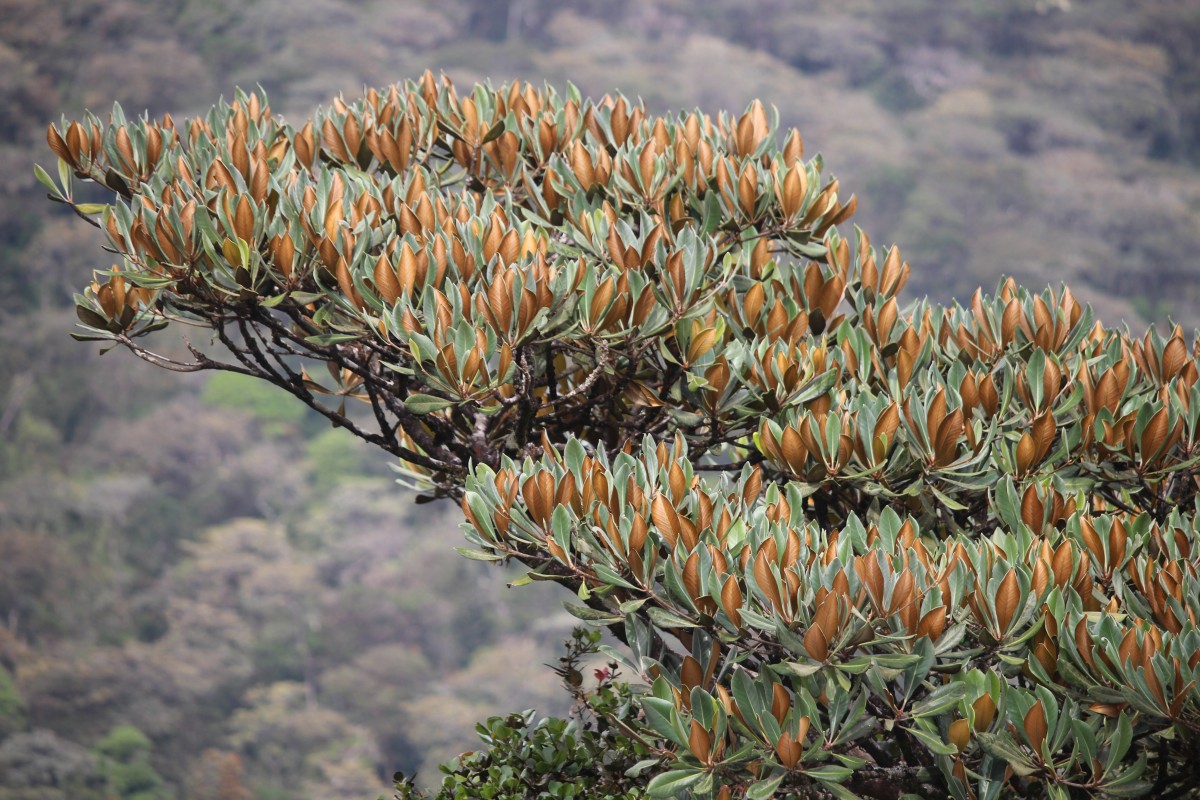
[[45, 73, 1200, 799]]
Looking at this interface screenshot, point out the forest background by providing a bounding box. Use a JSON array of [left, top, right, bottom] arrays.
[[1, 1, 1199, 798]]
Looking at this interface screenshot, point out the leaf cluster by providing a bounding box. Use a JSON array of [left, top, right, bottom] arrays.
[[45, 74, 1200, 798]]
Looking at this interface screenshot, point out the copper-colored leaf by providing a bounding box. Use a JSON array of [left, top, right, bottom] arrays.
[[771, 682, 790, 724], [775, 730, 802, 769], [972, 694, 997, 731], [948, 718, 970, 753], [721, 575, 743, 628], [681, 655, 702, 692], [688, 327, 718, 363], [754, 547, 783, 616], [1162, 336, 1187, 381], [1140, 406, 1169, 461], [994, 568, 1020, 635], [373, 254, 400, 304], [521, 474, 549, 527], [651, 494, 680, 548], [682, 550, 702, 602], [1023, 701, 1047, 752], [918, 606, 947, 641], [1015, 432, 1037, 476], [688, 719, 712, 763]]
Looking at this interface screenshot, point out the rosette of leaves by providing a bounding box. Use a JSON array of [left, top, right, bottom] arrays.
[[44, 73, 1200, 798]]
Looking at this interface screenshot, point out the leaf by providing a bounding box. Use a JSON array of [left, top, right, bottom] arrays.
[[304, 333, 362, 345], [33, 163, 58, 193], [624, 758, 663, 778], [994, 568, 1021, 634], [977, 731, 1038, 776], [480, 119, 508, 144], [803, 764, 854, 782], [1104, 710, 1133, 773], [76, 305, 111, 329], [822, 783, 867, 800], [640, 697, 689, 747], [561, 601, 622, 625], [403, 393, 456, 414], [646, 606, 698, 629], [909, 682, 967, 718], [1023, 700, 1047, 752], [646, 768, 707, 797], [794, 368, 839, 404], [904, 722, 959, 757], [745, 773, 785, 799], [771, 660, 823, 678], [453, 547, 504, 562]]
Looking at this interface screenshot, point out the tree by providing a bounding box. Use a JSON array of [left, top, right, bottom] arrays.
[[42, 72, 1200, 798], [0, 728, 106, 800], [95, 725, 174, 800]]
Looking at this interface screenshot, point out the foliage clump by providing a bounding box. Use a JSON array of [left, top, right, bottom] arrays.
[[397, 631, 649, 800], [44, 72, 1200, 798]]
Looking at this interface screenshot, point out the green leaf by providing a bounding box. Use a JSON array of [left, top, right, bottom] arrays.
[[646, 606, 698, 629], [73, 203, 109, 215], [1104, 708, 1133, 773], [772, 660, 823, 678], [624, 758, 662, 778], [33, 163, 58, 193], [404, 393, 456, 414], [618, 597, 649, 614], [823, 783, 867, 800], [76, 305, 111, 329], [480, 119, 508, 144], [305, 333, 362, 345], [903, 722, 958, 757], [561, 601, 622, 625], [745, 773, 785, 799], [794, 368, 838, 405], [804, 764, 854, 782], [909, 682, 967, 718], [640, 697, 688, 748], [453, 547, 504, 562], [1101, 753, 1151, 796], [646, 767, 706, 797], [593, 563, 640, 591], [977, 731, 1037, 776]]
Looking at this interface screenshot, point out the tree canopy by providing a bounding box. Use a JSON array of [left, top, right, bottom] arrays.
[[43, 73, 1200, 799]]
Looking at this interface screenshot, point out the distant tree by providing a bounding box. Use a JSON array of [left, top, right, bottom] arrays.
[[0, 665, 26, 739], [95, 724, 174, 800], [43, 73, 1200, 798], [0, 728, 106, 800], [185, 749, 252, 800], [227, 681, 387, 800]]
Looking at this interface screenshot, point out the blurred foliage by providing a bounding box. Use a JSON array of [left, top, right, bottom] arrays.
[[96, 725, 174, 800], [202, 373, 309, 428], [0, 729, 106, 800], [4, 1, 1200, 798], [0, 667, 25, 739]]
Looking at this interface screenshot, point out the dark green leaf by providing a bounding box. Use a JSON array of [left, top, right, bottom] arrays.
[[404, 393, 456, 414]]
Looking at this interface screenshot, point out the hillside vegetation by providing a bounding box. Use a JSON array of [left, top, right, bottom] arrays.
[[2, 1, 1199, 798]]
